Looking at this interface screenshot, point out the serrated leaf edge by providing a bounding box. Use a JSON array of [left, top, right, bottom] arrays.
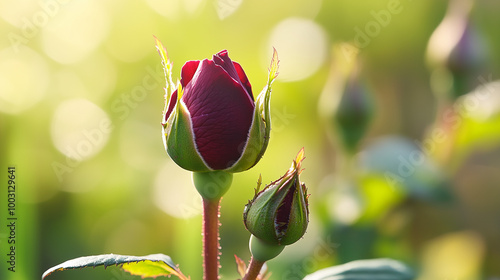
[[42, 253, 189, 280]]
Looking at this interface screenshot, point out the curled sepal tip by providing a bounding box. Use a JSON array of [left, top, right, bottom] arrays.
[[154, 37, 175, 113]]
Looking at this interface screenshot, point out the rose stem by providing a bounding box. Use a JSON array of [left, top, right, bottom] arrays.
[[202, 197, 221, 280], [242, 257, 265, 280]]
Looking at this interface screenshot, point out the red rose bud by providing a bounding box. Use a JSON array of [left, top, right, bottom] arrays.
[[243, 149, 309, 247], [156, 40, 279, 172]]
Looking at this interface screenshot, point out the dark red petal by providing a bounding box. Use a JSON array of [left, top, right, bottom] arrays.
[[213, 50, 253, 101], [233, 62, 253, 101], [180, 60, 200, 87], [183, 59, 255, 170], [212, 50, 241, 81], [164, 90, 178, 123], [275, 177, 297, 237]]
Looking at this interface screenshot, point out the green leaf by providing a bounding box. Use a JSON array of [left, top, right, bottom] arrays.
[[42, 253, 189, 280], [302, 258, 414, 280]]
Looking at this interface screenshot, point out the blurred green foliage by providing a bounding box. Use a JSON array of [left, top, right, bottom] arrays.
[[1, 0, 500, 280]]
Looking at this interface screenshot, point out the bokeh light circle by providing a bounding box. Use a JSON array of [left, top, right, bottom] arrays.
[[50, 98, 112, 161], [0, 48, 50, 114], [40, 1, 109, 64], [153, 161, 201, 219], [119, 119, 164, 171], [146, 0, 205, 19], [264, 17, 328, 82]]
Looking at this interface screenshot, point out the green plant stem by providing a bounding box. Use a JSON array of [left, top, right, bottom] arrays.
[[202, 197, 221, 280], [242, 257, 265, 280]]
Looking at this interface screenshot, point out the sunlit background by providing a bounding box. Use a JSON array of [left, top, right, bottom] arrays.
[[1, 0, 500, 279]]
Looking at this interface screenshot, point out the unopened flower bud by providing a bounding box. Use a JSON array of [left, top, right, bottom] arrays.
[[333, 64, 374, 153], [426, 0, 487, 99], [319, 44, 374, 153], [156, 39, 279, 173], [243, 149, 309, 247]]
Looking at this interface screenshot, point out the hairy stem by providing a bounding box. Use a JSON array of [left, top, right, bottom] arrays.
[[242, 257, 265, 280], [202, 198, 221, 280]]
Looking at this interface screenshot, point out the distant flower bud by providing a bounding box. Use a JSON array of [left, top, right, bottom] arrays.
[[426, 0, 487, 99], [319, 44, 374, 153], [333, 64, 374, 153]]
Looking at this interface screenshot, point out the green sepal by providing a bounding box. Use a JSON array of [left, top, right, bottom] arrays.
[[226, 49, 278, 172], [225, 94, 268, 172], [154, 36, 175, 125], [163, 85, 210, 172], [244, 180, 287, 244], [280, 180, 308, 245]]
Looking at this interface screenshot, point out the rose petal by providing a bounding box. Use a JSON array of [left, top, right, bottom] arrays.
[[233, 61, 253, 100], [212, 50, 239, 80], [183, 59, 255, 170], [213, 50, 254, 103], [164, 89, 178, 122], [180, 60, 200, 87]]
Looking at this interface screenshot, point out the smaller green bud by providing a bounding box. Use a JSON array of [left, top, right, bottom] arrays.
[[192, 171, 233, 201], [243, 149, 309, 246], [333, 63, 374, 154], [249, 234, 285, 262]]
